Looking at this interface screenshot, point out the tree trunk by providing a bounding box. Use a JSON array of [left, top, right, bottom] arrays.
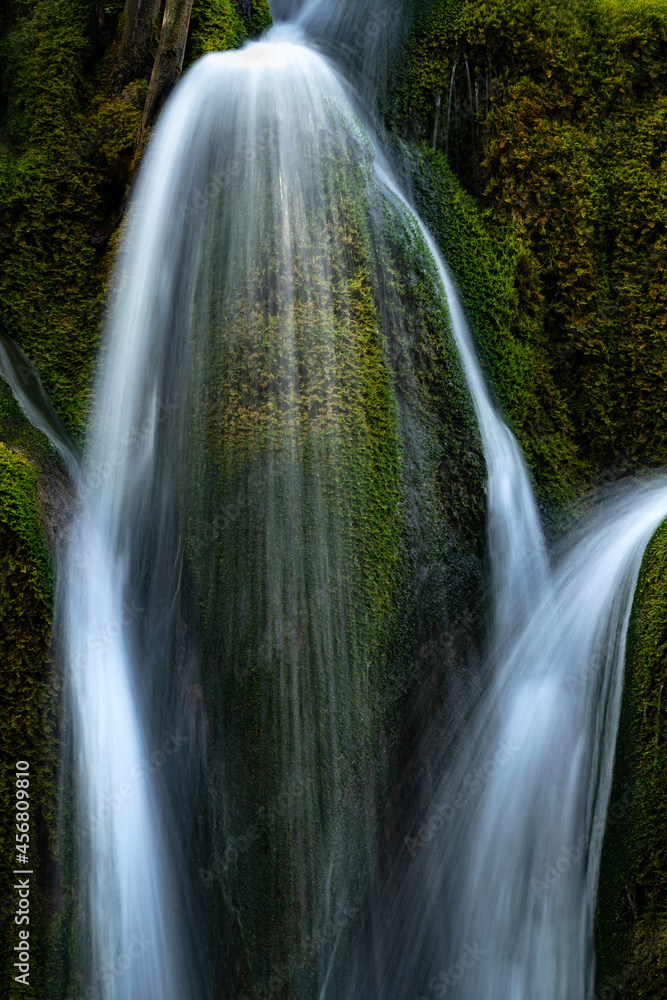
[[140, 0, 194, 133], [114, 0, 164, 87]]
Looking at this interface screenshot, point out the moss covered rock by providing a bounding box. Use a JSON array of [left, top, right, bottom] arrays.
[[0, 0, 272, 437], [133, 93, 488, 995], [0, 3, 272, 996], [596, 517, 667, 997], [391, 0, 667, 500], [392, 2, 667, 990], [0, 443, 64, 999]]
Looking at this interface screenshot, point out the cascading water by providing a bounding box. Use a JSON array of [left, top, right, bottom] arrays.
[[49, 4, 667, 1000], [350, 477, 667, 1000], [60, 20, 485, 998], [372, 162, 548, 638], [0, 328, 80, 477], [341, 136, 667, 1000]]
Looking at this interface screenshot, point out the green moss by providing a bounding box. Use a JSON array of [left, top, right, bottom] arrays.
[[0, 0, 270, 441], [0, 443, 63, 999], [391, 0, 667, 498], [596, 517, 667, 995], [395, 0, 667, 984], [409, 145, 580, 502], [0, 2, 144, 437], [243, 0, 272, 37], [0, 442, 50, 595], [172, 117, 484, 993], [0, 4, 272, 995], [185, 0, 247, 62], [185, 0, 272, 61]]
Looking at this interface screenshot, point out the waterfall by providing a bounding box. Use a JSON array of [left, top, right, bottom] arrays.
[[49, 6, 667, 1000], [373, 161, 548, 639], [350, 478, 667, 1000], [0, 328, 80, 477], [61, 24, 475, 997]]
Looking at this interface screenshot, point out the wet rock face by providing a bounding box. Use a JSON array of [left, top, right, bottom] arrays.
[[0, 443, 63, 997], [0, 4, 486, 996], [597, 519, 667, 997], [170, 117, 486, 999], [66, 37, 487, 995]]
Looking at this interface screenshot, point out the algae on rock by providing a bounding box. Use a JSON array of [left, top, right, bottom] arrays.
[[596, 516, 667, 996]]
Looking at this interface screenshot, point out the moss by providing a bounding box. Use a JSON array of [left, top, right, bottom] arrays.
[[185, 0, 272, 62], [394, 0, 667, 985], [0, 3, 272, 995], [409, 144, 581, 503], [164, 113, 485, 993], [596, 517, 667, 996], [185, 0, 247, 62], [0, 443, 64, 999], [0, 2, 143, 437], [391, 0, 667, 500], [243, 0, 272, 37], [0, 0, 271, 440]]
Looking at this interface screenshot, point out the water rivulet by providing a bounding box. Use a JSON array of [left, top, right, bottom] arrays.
[[52, 5, 667, 1000]]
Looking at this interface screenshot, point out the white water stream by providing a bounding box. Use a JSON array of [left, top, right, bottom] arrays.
[[48, 8, 667, 1000]]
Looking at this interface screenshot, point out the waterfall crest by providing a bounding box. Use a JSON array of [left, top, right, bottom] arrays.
[[60, 25, 485, 998], [56, 10, 667, 1000]]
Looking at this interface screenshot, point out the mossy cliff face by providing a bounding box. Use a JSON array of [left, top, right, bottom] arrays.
[[3, 0, 666, 993], [407, 145, 579, 502], [392, 0, 667, 500], [120, 95, 487, 995], [595, 517, 667, 997], [0, 442, 62, 1000], [0, 0, 271, 438], [0, 4, 486, 996]]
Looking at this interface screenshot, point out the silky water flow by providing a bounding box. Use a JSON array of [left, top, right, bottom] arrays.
[[44, 7, 667, 1000]]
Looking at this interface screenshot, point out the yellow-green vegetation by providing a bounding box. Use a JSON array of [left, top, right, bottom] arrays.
[[0, 0, 142, 437], [180, 121, 485, 992], [2, 0, 666, 991], [393, 0, 667, 498], [0, 2, 272, 995], [186, 0, 272, 61], [0, 0, 272, 438], [409, 146, 580, 500], [0, 443, 62, 1000], [624, 518, 667, 992], [597, 518, 667, 995]]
